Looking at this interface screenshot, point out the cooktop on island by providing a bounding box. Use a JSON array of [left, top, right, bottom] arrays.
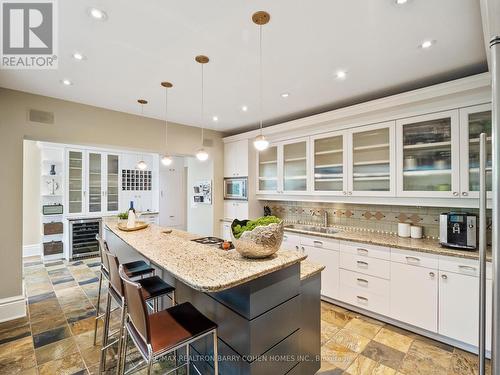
[[191, 237, 225, 246]]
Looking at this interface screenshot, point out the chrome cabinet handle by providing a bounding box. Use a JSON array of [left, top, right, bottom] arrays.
[[453, 191, 459, 196], [348, 191, 352, 195], [357, 260, 369, 267], [429, 272, 435, 277], [357, 278, 369, 286], [295, 245, 299, 250], [357, 248, 369, 255], [313, 240, 323, 247], [459, 265, 477, 272], [441, 274, 448, 280], [301, 246, 305, 251], [343, 191, 347, 196], [406, 256, 420, 263], [283, 235, 288, 240], [462, 192, 468, 196], [357, 296, 368, 302]]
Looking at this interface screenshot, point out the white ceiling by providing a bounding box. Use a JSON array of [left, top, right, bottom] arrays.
[[0, 0, 487, 134]]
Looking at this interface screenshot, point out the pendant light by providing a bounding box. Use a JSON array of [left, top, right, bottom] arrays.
[[160, 81, 173, 166], [195, 55, 209, 161], [136, 99, 148, 170], [252, 11, 270, 152]]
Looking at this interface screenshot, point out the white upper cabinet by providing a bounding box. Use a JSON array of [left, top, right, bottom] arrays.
[[396, 110, 460, 197], [66, 149, 121, 216], [348, 122, 395, 197], [459, 103, 492, 198], [224, 140, 248, 177], [282, 137, 309, 194], [311, 131, 347, 196], [257, 144, 279, 194]]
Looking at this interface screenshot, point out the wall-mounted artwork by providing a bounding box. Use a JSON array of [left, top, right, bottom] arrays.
[[193, 180, 212, 205]]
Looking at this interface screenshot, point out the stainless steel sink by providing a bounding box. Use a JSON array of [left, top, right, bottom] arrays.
[[285, 224, 339, 235]]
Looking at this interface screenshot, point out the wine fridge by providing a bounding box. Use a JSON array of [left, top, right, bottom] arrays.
[[69, 217, 102, 259]]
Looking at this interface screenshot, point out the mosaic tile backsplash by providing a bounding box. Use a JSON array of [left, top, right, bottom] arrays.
[[263, 201, 491, 240]]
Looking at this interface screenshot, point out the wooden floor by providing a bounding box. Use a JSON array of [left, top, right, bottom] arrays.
[[0, 256, 489, 375]]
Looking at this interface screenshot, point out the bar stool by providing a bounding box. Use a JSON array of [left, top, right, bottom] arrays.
[[99, 250, 176, 374], [94, 235, 158, 345], [119, 265, 219, 375]]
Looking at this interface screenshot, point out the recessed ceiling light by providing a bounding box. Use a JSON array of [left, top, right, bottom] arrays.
[[281, 93, 290, 98], [395, 0, 408, 4], [336, 70, 347, 80], [61, 79, 73, 86], [241, 105, 248, 112], [88, 7, 107, 20], [212, 116, 218, 122], [72, 52, 85, 61], [420, 40, 435, 49]]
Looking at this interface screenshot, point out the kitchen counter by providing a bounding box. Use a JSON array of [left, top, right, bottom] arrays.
[[285, 225, 492, 261], [105, 221, 306, 292], [105, 220, 321, 374]]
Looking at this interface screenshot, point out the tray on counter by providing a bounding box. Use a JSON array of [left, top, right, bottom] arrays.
[[117, 221, 149, 232]]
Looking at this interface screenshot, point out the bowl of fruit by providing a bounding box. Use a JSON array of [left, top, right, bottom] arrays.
[[230, 216, 284, 259]]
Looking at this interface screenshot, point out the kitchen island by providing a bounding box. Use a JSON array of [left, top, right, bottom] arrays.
[[104, 221, 324, 375]]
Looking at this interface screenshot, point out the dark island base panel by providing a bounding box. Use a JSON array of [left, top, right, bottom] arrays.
[[105, 228, 321, 375]]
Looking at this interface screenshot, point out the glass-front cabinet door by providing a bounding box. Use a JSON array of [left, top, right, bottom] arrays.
[[257, 145, 279, 193], [87, 152, 103, 213], [106, 154, 120, 212], [68, 150, 84, 214], [396, 110, 460, 197], [348, 122, 395, 196], [282, 138, 309, 194], [311, 132, 346, 195], [460, 104, 492, 198]]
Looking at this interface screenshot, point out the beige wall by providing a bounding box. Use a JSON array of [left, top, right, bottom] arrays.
[[0, 87, 224, 300], [22, 140, 41, 247]]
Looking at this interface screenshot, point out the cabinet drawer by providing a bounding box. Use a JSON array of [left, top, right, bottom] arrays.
[[439, 255, 492, 280], [300, 235, 339, 251], [339, 285, 389, 316], [340, 252, 390, 279], [339, 269, 390, 297], [43, 222, 63, 235], [43, 241, 63, 255], [339, 241, 390, 261], [282, 233, 301, 251], [391, 248, 438, 269]]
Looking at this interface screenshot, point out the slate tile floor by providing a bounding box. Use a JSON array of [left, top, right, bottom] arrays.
[[0, 256, 490, 374]]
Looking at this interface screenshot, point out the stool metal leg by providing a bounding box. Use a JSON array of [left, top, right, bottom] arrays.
[[120, 326, 129, 375], [213, 330, 218, 375], [93, 270, 104, 345], [99, 292, 112, 374], [116, 297, 127, 375]]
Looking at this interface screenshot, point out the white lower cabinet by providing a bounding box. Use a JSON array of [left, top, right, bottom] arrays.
[[224, 201, 248, 220], [438, 270, 492, 351], [303, 245, 339, 299], [281, 233, 301, 251], [390, 261, 438, 332]]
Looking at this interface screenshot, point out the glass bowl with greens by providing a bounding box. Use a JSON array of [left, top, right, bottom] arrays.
[[230, 216, 284, 259]]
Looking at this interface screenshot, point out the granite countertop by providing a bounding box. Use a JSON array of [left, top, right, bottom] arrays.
[[300, 260, 325, 280], [105, 220, 307, 292], [285, 225, 492, 261]]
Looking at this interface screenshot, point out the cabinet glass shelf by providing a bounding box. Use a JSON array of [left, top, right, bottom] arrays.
[[313, 135, 343, 192], [283, 141, 307, 192], [258, 146, 278, 191], [467, 110, 492, 191]]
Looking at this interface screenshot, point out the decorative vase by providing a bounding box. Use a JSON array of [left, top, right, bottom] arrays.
[[230, 219, 284, 259]]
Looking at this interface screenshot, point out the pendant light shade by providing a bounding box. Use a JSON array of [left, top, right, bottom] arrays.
[[253, 135, 269, 151], [161, 155, 173, 166], [136, 99, 149, 170], [195, 55, 210, 161], [196, 148, 209, 161], [253, 11, 270, 152], [137, 159, 147, 170], [160, 81, 174, 166]]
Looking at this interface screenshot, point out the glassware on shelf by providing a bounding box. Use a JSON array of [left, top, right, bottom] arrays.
[[258, 146, 278, 191], [88, 153, 101, 212], [68, 151, 83, 213], [352, 128, 390, 192], [402, 117, 452, 191], [313, 135, 343, 192], [283, 141, 307, 191], [468, 111, 492, 191], [107, 154, 119, 211]]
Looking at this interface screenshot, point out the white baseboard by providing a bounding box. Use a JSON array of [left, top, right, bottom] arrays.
[[0, 294, 26, 323], [23, 243, 41, 258]]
